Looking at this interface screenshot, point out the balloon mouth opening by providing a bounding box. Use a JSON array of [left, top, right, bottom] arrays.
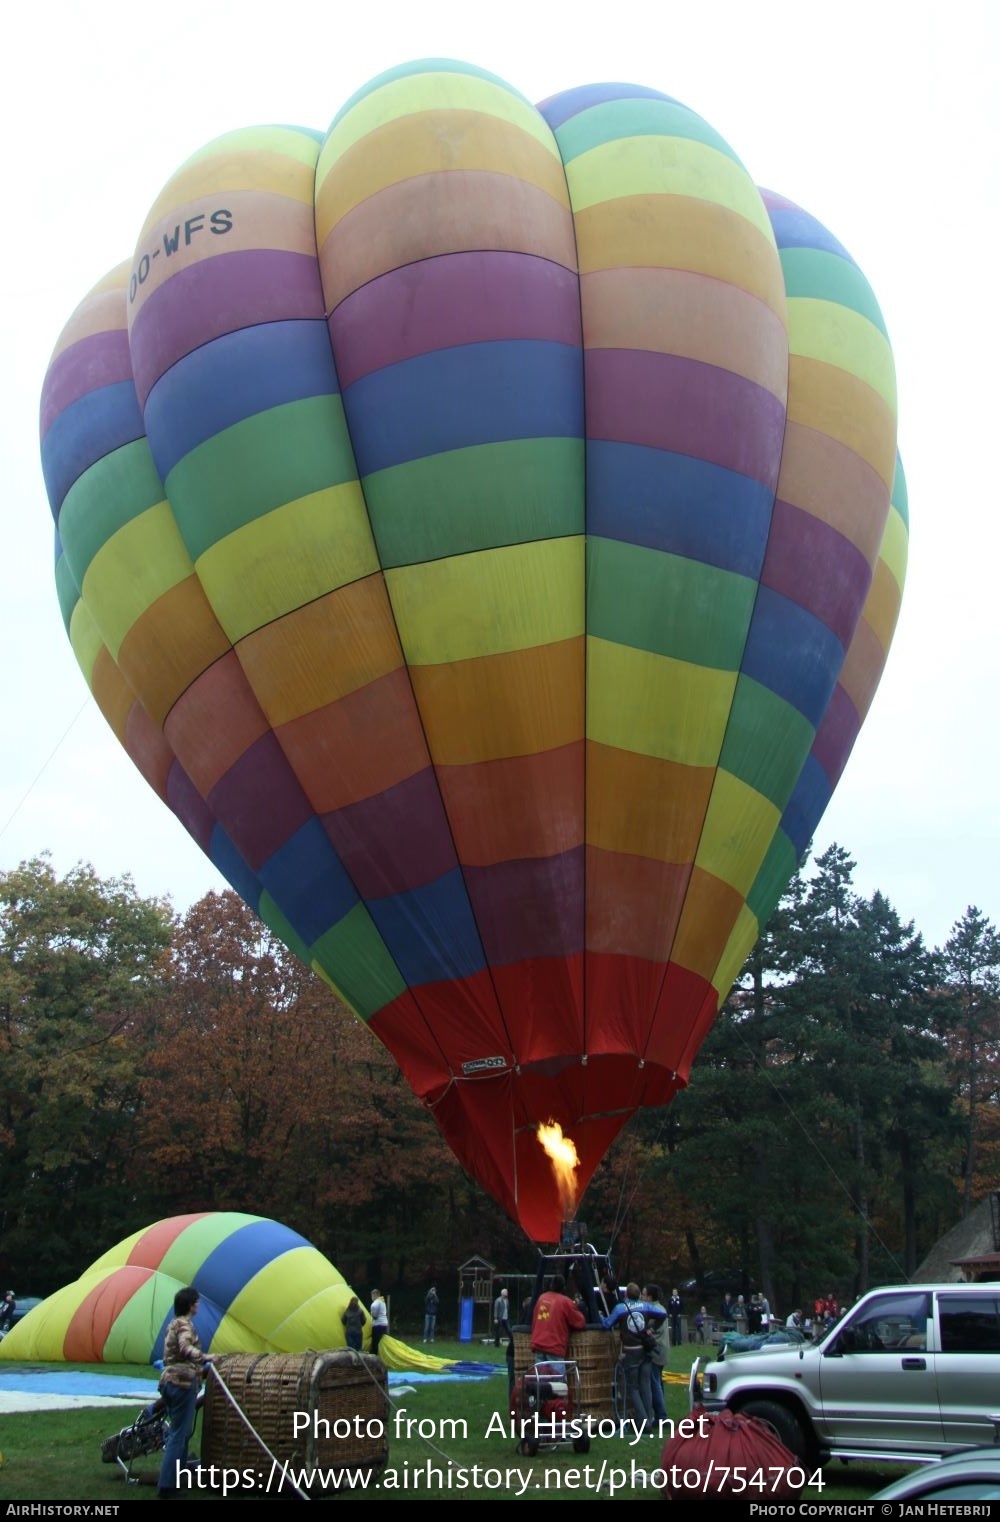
[[536, 1120, 579, 1218]]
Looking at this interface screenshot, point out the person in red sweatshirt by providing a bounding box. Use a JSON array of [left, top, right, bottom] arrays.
[[530, 1275, 586, 1368]]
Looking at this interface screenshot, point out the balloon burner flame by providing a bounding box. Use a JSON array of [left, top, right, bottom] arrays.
[[537, 1120, 579, 1217]]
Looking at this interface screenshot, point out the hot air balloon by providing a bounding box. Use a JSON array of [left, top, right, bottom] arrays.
[[39, 61, 906, 1243], [0, 1212, 362, 1363]]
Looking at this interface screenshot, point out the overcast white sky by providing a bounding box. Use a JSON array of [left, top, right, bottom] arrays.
[[1, 0, 996, 954]]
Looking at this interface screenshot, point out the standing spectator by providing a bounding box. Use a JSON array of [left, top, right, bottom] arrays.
[[668, 1288, 683, 1346], [370, 1289, 389, 1354], [642, 1284, 669, 1427], [603, 1282, 654, 1431], [0, 1291, 16, 1333], [735, 1295, 748, 1334], [721, 1292, 736, 1327], [531, 1275, 585, 1368], [747, 1295, 762, 1335], [157, 1286, 214, 1499], [341, 1295, 366, 1352], [493, 1286, 510, 1346], [423, 1286, 439, 1343], [759, 1294, 771, 1329], [694, 1305, 707, 1343]]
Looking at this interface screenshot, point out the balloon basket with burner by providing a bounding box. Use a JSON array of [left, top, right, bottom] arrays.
[[512, 1327, 618, 1424], [513, 1236, 620, 1423]]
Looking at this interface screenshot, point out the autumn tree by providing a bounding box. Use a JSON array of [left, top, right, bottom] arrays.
[[136, 891, 483, 1286], [0, 857, 172, 1288]]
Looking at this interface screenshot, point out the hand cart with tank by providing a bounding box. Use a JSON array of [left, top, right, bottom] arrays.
[[99, 1387, 206, 1485], [513, 1357, 592, 1457]]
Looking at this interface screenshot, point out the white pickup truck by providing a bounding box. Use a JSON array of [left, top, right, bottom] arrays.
[[690, 1282, 1000, 1466]]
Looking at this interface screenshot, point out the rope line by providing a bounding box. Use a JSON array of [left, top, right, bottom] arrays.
[[0, 696, 91, 845]]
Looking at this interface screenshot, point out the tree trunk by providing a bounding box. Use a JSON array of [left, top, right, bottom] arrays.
[[963, 1025, 978, 1218], [899, 1133, 917, 1275], [685, 1226, 704, 1288], [854, 1103, 869, 1294], [756, 1212, 778, 1310]]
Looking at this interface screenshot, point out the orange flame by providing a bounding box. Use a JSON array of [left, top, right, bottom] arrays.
[[537, 1120, 579, 1216]]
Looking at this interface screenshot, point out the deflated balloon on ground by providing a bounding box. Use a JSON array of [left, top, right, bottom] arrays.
[[0, 1213, 360, 1361]]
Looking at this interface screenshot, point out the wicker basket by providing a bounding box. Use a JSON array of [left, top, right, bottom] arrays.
[[203, 1351, 388, 1489], [511, 1326, 618, 1420]]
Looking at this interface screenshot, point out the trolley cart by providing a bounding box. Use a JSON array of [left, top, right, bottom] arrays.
[[100, 1388, 205, 1485], [513, 1359, 592, 1457]]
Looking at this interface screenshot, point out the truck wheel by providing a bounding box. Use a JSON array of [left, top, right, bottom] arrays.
[[740, 1400, 809, 1465]]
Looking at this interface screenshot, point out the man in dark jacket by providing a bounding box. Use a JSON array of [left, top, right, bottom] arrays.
[[668, 1288, 683, 1345], [423, 1286, 439, 1343]]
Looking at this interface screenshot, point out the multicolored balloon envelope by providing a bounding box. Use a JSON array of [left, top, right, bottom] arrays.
[[0, 1213, 362, 1362], [39, 61, 907, 1241]]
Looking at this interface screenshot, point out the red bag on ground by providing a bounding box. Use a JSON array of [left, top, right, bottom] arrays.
[[661, 1405, 806, 1499]]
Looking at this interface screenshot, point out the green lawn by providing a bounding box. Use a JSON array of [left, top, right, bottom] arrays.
[[0, 1341, 916, 1501]]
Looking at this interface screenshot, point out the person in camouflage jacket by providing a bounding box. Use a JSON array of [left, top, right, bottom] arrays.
[[157, 1286, 214, 1497]]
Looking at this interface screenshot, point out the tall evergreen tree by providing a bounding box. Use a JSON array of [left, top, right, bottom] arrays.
[[941, 907, 1000, 1214], [667, 846, 954, 1307], [771, 849, 946, 1293], [667, 860, 859, 1312]]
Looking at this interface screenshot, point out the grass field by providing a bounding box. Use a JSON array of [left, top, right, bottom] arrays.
[[0, 1340, 915, 1502]]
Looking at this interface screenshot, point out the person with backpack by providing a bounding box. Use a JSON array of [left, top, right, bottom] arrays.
[[603, 1282, 655, 1430]]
